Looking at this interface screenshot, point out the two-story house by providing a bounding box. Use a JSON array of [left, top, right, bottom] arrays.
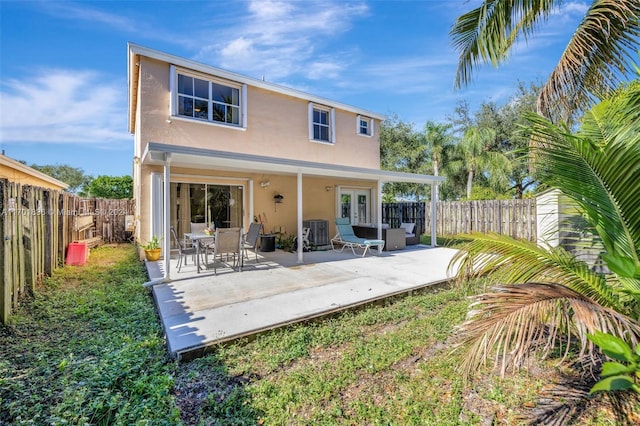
[[127, 43, 443, 277]]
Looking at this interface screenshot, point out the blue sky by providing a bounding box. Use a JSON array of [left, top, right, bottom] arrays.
[[0, 0, 588, 178]]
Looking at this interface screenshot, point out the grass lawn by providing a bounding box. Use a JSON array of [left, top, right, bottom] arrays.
[[0, 244, 630, 425]]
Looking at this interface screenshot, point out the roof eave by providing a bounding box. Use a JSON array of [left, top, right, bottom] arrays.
[[141, 142, 444, 185], [0, 155, 70, 189], [127, 43, 386, 122]]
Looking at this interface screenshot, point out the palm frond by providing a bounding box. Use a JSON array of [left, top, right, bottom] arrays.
[[526, 84, 640, 293], [530, 355, 640, 426], [450, 233, 624, 312], [455, 282, 640, 378], [538, 0, 640, 122], [451, 0, 558, 89]]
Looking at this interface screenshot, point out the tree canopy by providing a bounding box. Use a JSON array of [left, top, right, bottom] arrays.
[[29, 164, 92, 194], [379, 82, 540, 201], [85, 175, 133, 199], [25, 163, 132, 199]]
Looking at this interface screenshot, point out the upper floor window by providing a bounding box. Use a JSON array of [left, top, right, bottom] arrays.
[[313, 108, 330, 141], [309, 103, 335, 144], [357, 115, 373, 137], [172, 68, 245, 127]]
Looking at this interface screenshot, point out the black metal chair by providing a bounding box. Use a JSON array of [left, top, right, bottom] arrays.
[[170, 226, 198, 272]]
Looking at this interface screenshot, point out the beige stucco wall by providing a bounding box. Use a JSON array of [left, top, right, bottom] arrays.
[[135, 57, 380, 168], [136, 164, 377, 244], [133, 56, 382, 244]]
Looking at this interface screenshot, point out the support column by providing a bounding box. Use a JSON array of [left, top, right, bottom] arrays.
[[297, 172, 303, 263], [377, 180, 383, 239], [430, 183, 438, 247], [248, 179, 254, 228], [163, 153, 171, 279]]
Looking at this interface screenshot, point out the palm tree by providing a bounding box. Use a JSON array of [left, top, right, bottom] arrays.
[[450, 0, 640, 123], [424, 121, 454, 178], [424, 121, 454, 202], [450, 82, 640, 419], [449, 126, 511, 199]]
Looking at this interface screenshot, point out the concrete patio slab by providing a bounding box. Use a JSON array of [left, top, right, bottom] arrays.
[[146, 245, 460, 359]]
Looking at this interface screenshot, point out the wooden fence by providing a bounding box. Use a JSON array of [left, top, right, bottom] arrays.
[[425, 199, 537, 242], [0, 179, 134, 323]]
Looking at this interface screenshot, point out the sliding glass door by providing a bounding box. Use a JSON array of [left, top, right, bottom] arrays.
[[170, 183, 243, 246]]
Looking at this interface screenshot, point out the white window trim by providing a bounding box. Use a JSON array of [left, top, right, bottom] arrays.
[[308, 102, 335, 144], [170, 66, 247, 129], [356, 115, 374, 138]]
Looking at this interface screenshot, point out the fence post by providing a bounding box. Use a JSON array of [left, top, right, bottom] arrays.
[[1, 179, 8, 324]]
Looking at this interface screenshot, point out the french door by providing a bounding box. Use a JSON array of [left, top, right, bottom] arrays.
[[339, 188, 371, 225]]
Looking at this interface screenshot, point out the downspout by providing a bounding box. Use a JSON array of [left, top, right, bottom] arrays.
[[430, 182, 438, 247], [297, 172, 303, 263]]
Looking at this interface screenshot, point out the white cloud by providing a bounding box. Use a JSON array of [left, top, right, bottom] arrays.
[[306, 59, 346, 80], [551, 0, 589, 18], [41, 1, 138, 33], [356, 56, 458, 96], [194, 0, 369, 81], [0, 69, 129, 145], [39, 1, 192, 47]]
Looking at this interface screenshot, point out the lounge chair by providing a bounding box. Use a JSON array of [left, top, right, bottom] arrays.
[[331, 218, 384, 256]]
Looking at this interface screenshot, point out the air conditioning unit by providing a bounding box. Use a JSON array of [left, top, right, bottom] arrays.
[[303, 219, 329, 246]]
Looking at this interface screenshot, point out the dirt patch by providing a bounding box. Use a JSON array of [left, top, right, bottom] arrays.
[[172, 360, 260, 425]]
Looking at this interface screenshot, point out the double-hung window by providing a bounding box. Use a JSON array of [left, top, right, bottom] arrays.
[[357, 115, 373, 137], [309, 103, 335, 144], [172, 68, 244, 127], [313, 108, 330, 141]]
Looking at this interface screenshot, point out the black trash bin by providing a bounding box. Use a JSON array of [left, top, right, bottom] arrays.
[[260, 234, 276, 252]]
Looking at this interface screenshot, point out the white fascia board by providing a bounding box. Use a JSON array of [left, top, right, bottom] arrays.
[[128, 43, 141, 134], [142, 142, 445, 185], [127, 43, 386, 121], [0, 155, 70, 189]]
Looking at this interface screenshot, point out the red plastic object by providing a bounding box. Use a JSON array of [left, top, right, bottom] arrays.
[[66, 242, 88, 266]]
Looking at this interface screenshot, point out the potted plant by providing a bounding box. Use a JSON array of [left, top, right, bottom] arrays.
[[141, 235, 162, 261]]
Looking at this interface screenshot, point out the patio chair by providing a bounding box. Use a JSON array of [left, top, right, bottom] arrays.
[[242, 222, 263, 265], [170, 226, 198, 272], [400, 222, 420, 245], [331, 218, 384, 257], [209, 227, 242, 274]]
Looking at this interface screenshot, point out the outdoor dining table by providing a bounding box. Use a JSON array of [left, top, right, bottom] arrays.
[[183, 232, 214, 273]]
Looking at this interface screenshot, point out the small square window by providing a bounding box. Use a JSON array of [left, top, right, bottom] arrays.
[[357, 115, 373, 137], [178, 96, 193, 116], [359, 118, 368, 135], [194, 78, 209, 99], [178, 74, 193, 96]]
